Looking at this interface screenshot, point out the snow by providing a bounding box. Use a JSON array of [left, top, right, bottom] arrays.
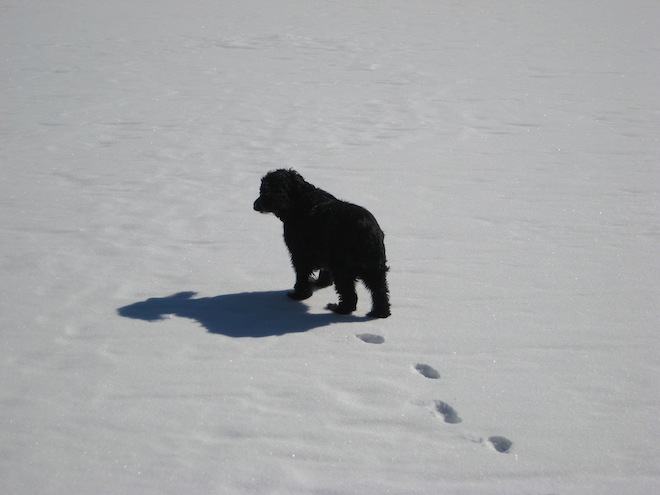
[[1, 1, 658, 493]]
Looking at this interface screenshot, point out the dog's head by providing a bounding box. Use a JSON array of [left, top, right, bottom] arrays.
[[253, 169, 306, 219]]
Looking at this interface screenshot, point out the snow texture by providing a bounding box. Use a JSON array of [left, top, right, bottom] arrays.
[[1, 1, 658, 493]]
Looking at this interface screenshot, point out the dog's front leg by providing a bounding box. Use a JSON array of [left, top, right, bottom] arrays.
[[287, 262, 314, 300]]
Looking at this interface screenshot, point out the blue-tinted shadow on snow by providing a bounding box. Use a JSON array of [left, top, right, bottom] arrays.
[[117, 290, 367, 338]]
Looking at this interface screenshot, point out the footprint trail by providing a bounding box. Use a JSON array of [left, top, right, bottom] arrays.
[[358, 332, 513, 454]]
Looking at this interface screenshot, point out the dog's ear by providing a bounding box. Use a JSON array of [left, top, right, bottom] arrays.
[[287, 169, 304, 186], [285, 169, 315, 196]]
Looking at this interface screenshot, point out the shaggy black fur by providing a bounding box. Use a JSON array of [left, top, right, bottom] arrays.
[[254, 169, 390, 318]]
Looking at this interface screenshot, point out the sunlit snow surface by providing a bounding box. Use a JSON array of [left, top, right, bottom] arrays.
[[1, 1, 658, 493]]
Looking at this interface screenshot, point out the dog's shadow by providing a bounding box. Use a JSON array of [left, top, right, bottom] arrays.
[[117, 290, 368, 338]]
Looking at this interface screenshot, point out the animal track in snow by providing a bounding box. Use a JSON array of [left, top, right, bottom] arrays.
[[464, 433, 514, 454], [433, 400, 462, 424], [355, 333, 384, 344], [352, 337, 512, 453], [485, 436, 513, 453], [413, 363, 440, 379]]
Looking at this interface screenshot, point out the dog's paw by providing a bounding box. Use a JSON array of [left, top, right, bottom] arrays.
[[326, 303, 355, 315], [367, 308, 391, 318], [287, 289, 313, 301]]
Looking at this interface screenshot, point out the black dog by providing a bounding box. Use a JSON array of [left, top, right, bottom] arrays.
[[254, 169, 390, 318]]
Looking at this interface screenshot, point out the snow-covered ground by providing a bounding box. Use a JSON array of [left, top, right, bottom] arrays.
[[1, 1, 658, 493]]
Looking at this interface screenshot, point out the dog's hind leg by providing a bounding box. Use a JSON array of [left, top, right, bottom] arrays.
[[326, 272, 357, 315], [362, 269, 391, 318]]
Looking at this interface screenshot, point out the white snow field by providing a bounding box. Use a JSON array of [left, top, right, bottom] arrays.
[[1, 1, 658, 493]]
